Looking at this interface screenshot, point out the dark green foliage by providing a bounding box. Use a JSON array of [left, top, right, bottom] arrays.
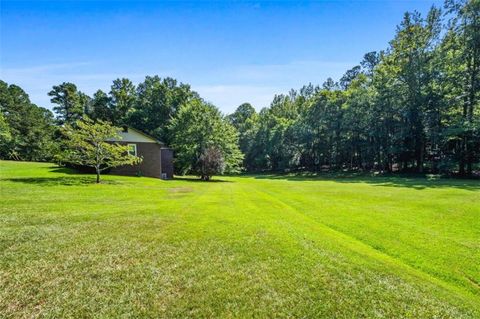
[[227, 103, 259, 170], [89, 90, 112, 122], [234, 1, 479, 176], [168, 99, 243, 178], [0, 111, 12, 153], [109, 78, 136, 125], [0, 80, 56, 161], [126, 76, 198, 143], [87, 79, 136, 125], [443, 0, 480, 175], [48, 82, 86, 125]]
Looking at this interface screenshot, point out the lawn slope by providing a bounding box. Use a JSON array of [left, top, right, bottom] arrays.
[[1, 161, 479, 318]]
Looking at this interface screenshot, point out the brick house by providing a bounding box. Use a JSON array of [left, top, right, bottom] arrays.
[[108, 127, 174, 179]]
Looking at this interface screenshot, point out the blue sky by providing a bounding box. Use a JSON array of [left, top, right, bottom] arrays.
[[1, 0, 441, 114]]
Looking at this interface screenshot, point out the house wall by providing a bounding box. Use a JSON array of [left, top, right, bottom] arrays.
[[161, 148, 174, 179], [110, 142, 163, 178]]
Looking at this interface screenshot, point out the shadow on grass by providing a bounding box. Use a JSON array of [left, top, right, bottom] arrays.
[[173, 177, 232, 183], [48, 166, 78, 175], [246, 172, 480, 191], [48, 166, 98, 175], [2, 176, 120, 186]]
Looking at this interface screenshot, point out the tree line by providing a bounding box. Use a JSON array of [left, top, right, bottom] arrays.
[[230, 1, 479, 176], [0, 0, 479, 177]]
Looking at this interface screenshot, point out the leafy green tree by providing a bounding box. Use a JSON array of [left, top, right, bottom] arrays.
[[233, 1, 477, 176], [227, 103, 260, 169], [59, 117, 141, 183], [341, 74, 375, 169], [0, 113, 12, 154], [48, 82, 86, 125], [79, 91, 92, 115], [89, 89, 112, 122], [387, 8, 442, 172], [0, 80, 56, 161], [168, 99, 243, 178], [227, 103, 256, 129], [109, 78, 136, 125], [360, 51, 381, 75], [128, 76, 197, 143], [340, 65, 361, 89], [443, 0, 480, 175]]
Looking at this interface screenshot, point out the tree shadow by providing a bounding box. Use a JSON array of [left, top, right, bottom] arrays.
[[48, 166, 78, 175], [173, 176, 232, 183], [47, 165, 234, 183], [2, 176, 120, 186], [246, 172, 480, 191], [48, 166, 96, 175]]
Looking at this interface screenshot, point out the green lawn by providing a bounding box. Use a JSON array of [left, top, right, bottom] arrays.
[[0, 161, 479, 318]]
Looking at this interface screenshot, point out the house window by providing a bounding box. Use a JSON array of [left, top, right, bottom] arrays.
[[127, 144, 137, 156]]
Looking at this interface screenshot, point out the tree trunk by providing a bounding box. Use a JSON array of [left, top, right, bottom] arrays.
[[417, 140, 424, 173], [96, 168, 100, 183], [459, 150, 466, 176], [466, 51, 477, 176]]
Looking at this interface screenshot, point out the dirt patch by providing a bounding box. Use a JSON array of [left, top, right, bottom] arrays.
[[168, 187, 194, 194]]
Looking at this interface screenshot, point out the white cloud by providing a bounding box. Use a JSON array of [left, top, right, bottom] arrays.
[[0, 62, 168, 109], [192, 60, 355, 112], [1, 59, 355, 114], [230, 60, 355, 83], [1, 62, 91, 75], [193, 84, 281, 114]]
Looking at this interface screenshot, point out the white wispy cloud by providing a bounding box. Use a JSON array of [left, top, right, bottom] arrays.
[[229, 60, 355, 83], [193, 84, 280, 114], [191, 60, 356, 112], [1, 62, 171, 109], [1, 62, 92, 75], [1, 59, 354, 114]]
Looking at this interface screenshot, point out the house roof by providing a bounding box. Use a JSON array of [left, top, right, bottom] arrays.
[[108, 126, 165, 145]]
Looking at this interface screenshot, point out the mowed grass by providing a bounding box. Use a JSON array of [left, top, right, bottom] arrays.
[[0, 161, 479, 318]]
